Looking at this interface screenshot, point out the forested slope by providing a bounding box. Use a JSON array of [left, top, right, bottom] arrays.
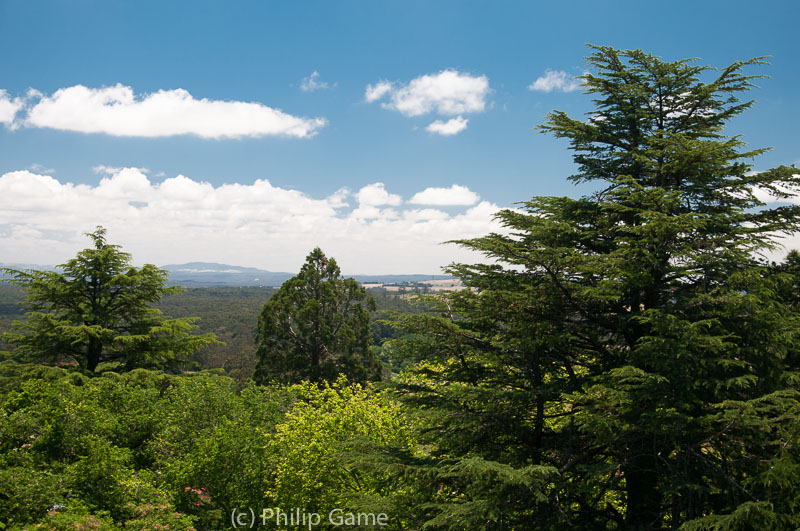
[[1, 284, 420, 380]]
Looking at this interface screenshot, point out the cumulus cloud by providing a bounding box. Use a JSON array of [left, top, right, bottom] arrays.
[[356, 182, 403, 206], [426, 116, 468, 136], [409, 184, 479, 206], [300, 71, 333, 92], [17, 84, 326, 138], [350, 183, 403, 221], [528, 70, 581, 93], [365, 81, 393, 103], [0, 169, 504, 274], [367, 70, 490, 117], [0, 89, 24, 126]]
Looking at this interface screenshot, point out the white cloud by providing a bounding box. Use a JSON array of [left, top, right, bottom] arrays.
[[751, 178, 800, 205], [0, 89, 24, 126], [409, 184, 480, 206], [300, 71, 333, 92], [350, 205, 401, 221], [21, 84, 326, 138], [722, 174, 800, 262], [528, 70, 581, 93], [327, 187, 351, 209], [356, 182, 402, 206], [26, 163, 56, 175], [425, 116, 468, 136], [0, 169, 504, 274], [367, 70, 490, 117], [93, 164, 149, 175], [365, 81, 393, 103], [403, 208, 451, 221]]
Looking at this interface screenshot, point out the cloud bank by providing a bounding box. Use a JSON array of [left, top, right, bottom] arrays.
[[4, 84, 326, 138], [365, 70, 490, 135], [0, 169, 500, 274]]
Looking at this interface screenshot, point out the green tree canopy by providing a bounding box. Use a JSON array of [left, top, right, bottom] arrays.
[[1, 227, 218, 373], [389, 46, 800, 529], [253, 248, 381, 384]]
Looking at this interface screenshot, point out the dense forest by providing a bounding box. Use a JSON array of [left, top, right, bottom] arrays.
[[0, 284, 419, 381], [2, 47, 800, 530]]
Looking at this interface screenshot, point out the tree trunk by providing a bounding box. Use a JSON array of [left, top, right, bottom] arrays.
[[87, 338, 102, 373], [625, 448, 661, 529]]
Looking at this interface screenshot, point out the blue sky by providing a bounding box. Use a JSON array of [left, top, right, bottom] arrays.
[[0, 0, 798, 273]]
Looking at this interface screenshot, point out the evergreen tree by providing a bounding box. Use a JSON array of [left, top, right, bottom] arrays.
[[1, 227, 218, 373], [253, 248, 381, 384], [390, 47, 800, 529]]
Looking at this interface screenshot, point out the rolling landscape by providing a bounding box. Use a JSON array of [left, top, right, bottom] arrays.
[[1, 262, 456, 288]]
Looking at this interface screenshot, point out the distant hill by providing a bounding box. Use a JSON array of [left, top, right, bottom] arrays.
[[2, 261, 453, 287], [162, 262, 454, 287], [0, 264, 59, 279], [350, 273, 454, 284], [161, 262, 294, 287]]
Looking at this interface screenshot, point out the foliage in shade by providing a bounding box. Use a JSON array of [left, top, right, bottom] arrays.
[[387, 46, 800, 529], [1, 284, 423, 381], [152, 286, 277, 381], [253, 247, 381, 384], [1, 227, 219, 373]]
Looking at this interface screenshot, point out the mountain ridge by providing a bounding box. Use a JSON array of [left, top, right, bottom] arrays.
[[2, 262, 454, 287]]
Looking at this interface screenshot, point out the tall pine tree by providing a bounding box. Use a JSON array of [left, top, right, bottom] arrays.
[[390, 47, 800, 529], [2, 227, 218, 373], [253, 248, 381, 385]]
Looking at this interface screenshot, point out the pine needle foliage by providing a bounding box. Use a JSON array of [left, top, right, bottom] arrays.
[[253, 248, 381, 384], [389, 46, 800, 529], [1, 227, 218, 373]]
